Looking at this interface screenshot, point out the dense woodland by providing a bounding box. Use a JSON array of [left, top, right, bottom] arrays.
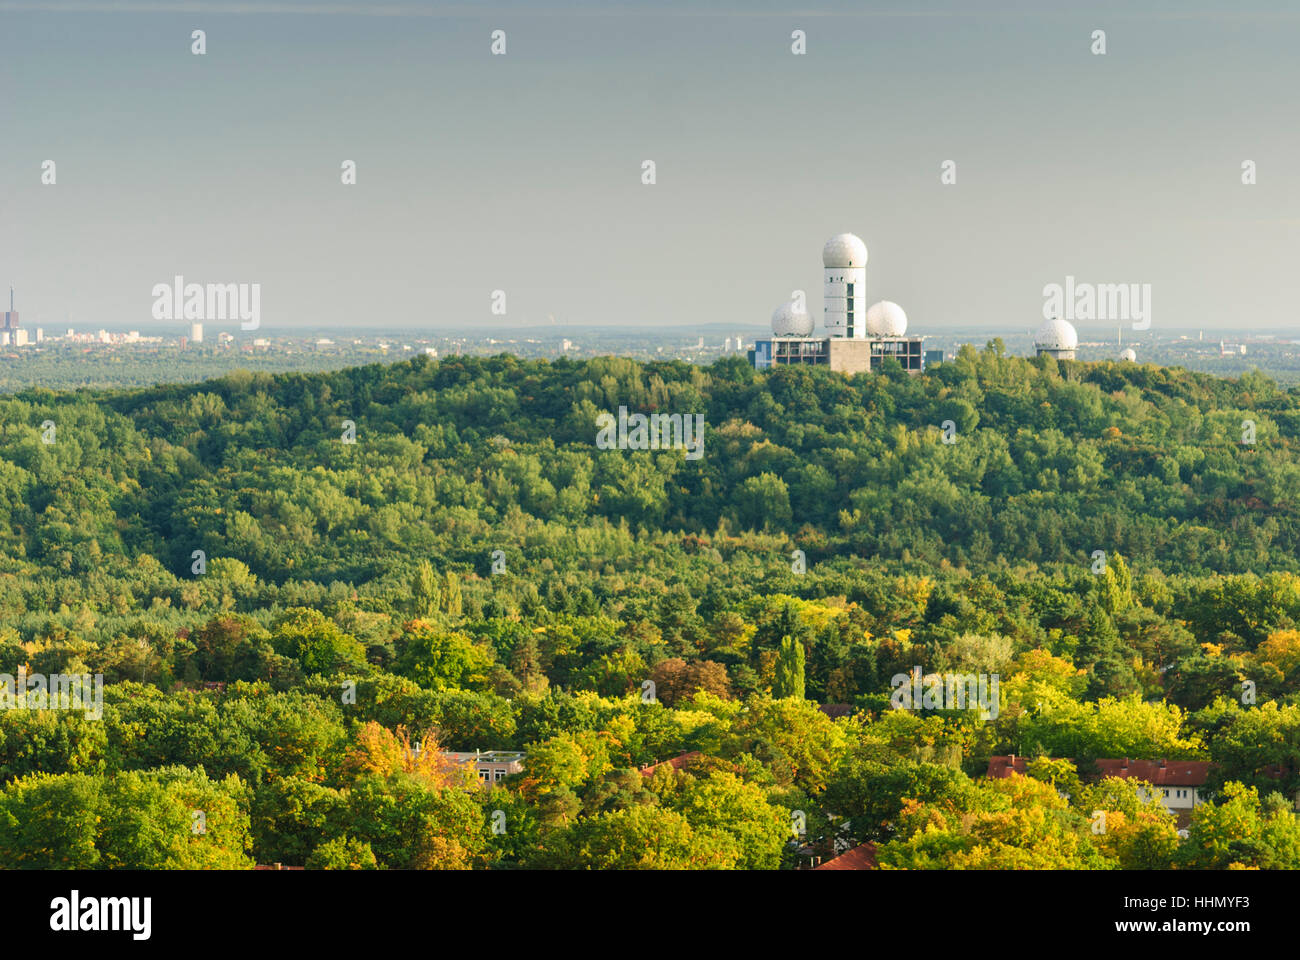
[[3, 345, 1300, 869]]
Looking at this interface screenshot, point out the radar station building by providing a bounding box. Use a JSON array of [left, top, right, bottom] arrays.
[[1034, 317, 1078, 361], [751, 234, 926, 375]]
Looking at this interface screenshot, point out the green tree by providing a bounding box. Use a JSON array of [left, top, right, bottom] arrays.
[[343, 772, 487, 869], [666, 770, 796, 869], [773, 637, 806, 700], [395, 623, 495, 692], [735, 473, 792, 531], [1178, 782, 1300, 870], [442, 571, 464, 618], [531, 805, 739, 869], [411, 560, 439, 618], [306, 835, 379, 869], [270, 609, 367, 676], [0, 767, 254, 869]]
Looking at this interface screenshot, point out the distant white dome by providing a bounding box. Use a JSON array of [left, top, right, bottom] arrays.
[[865, 300, 908, 337], [1035, 317, 1079, 351], [771, 301, 814, 337], [822, 233, 868, 269], [1119, 348, 1137, 362]]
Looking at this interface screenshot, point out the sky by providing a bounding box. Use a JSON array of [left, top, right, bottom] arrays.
[[1, 0, 1298, 336]]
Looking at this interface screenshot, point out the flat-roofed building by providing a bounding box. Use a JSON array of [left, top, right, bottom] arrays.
[[441, 749, 525, 787], [869, 336, 922, 372]]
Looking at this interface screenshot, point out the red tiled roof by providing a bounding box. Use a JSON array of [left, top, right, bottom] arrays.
[[986, 755, 1033, 778], [1095, 759, 1213, 787], [814, 842, 877, 871], [986, 755, 1212, 787], [640, 751, 703, 777]]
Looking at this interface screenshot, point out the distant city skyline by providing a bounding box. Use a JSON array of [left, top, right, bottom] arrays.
[[3, 0, 1298, 331], [29, 318, 1297, 348]]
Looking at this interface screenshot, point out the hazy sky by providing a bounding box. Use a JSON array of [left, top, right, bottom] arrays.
[[2, 0, 1298, 336]]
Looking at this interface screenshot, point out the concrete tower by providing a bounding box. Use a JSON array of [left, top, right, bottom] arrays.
[[822, 233, 867, 339]]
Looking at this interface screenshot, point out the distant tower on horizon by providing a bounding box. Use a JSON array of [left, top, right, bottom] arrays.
[[822, 234, 867, 339], [189, 322, 204, 344], [3, 285, 19, 336]]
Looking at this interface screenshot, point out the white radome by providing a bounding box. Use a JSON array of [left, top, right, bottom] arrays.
[[1035, 317, 1079, 351], [771, 301, 814, 337], [822, 233, 868, 269], [1119, 348, 1137, 362], [865, 300, 908, 337]]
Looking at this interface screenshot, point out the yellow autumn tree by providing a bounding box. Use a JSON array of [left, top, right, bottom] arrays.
[[341, 722, 474, 791], [1256, 630, 1300, 682]]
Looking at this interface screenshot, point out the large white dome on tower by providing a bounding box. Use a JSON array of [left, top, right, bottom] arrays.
[[1119, 347, 1137, 362], [771, 301, 814, 337], [865, 300, 908, 337], [822, 233, 868, 269], [1035, 317, 1078, 351]]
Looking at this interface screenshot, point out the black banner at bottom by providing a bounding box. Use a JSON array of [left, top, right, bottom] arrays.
[[0, 868, 1274, 947]]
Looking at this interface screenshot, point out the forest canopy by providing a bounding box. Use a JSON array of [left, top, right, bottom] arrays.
[[2, 347, 1299, 869]]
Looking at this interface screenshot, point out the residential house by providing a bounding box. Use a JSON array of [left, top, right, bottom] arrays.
[[1094, 758, 1214, 813], [813, 842, 877, 871], [639, 751, 704, 777], [987, 754, 1215, 820]]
